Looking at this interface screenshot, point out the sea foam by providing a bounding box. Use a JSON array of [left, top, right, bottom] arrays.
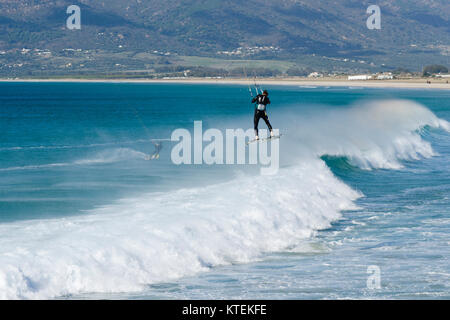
[[0, 159, 359, 299]]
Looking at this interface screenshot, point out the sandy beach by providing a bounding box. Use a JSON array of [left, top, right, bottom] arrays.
[[1, 78, 449, 90]]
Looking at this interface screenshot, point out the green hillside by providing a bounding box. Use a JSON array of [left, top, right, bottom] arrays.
[[0, 0, 448, 77]]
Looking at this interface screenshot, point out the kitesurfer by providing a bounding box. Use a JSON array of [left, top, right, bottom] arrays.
[[252, 90, 273, 140]]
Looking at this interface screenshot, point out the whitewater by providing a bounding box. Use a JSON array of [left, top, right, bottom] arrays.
[[0, 83, 449, 299]]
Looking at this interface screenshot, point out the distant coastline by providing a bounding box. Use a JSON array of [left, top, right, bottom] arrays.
[[1, 77, 449, 90]]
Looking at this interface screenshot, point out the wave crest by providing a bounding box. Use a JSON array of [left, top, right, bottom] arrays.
[[0, 159, 360, 299], [282, 99, 448, 169]]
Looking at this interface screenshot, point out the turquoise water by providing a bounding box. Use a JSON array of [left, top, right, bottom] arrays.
[[0, 83, 449, 299]]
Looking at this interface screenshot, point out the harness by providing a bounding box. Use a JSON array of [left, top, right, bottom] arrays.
[[256, 95, 268, 111]]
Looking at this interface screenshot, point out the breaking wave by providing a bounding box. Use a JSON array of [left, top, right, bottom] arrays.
[[0, 99, 448, 299]]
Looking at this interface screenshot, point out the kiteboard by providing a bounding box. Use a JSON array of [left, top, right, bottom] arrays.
[[247, 134, 283, 145]]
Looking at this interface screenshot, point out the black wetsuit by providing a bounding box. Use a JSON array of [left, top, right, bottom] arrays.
[[252, 94, 272, 136], [152, 142, 162, 157]]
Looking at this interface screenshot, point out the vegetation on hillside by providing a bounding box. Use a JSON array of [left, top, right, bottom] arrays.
[[0, 0, 448, 76]]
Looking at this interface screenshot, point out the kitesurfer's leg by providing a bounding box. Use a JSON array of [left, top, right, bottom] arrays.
[[262, 112, 273, 136], [254, 109, 261, 139]]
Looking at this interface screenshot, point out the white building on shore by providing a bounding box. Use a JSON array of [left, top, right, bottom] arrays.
[[376, 73, 394, 80], [348, 75, 373, 80], [308, 72, 323, 78]]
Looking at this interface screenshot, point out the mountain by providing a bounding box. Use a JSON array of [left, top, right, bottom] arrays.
[[0, 0, 448, 77]]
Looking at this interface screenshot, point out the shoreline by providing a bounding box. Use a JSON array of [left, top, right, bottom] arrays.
[[0, 78, 449, 89]]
